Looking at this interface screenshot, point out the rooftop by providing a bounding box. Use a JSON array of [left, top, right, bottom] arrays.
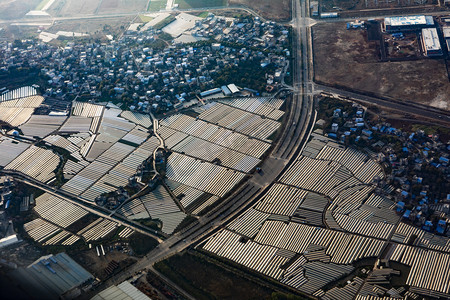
[[10, 253, 93, 299], [384, 15, 433, 27], [443, 27, 450, 39], [422, 28, 441, 51], [92, 281, 151, 300]]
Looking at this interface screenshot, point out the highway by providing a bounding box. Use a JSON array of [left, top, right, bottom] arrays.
[[274, 0, 314, 160]]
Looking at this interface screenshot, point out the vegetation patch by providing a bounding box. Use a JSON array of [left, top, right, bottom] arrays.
[[174, 0, 226, 9], [155, 251, 277, 300], [153, 15, 176, 30], [213, 59, 275, 93], [148, 0, 167, 11], [128, 233, 158, 256], [35, 0, 52, 11], [139, 15, 154, 23]]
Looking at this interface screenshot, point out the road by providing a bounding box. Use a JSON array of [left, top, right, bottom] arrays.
[[315, 84, 450, 123], [273, 0, 314, 160], [0, 170, 163, 243]]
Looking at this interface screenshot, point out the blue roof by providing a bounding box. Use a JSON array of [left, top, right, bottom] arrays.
[[403, 210, 411, 218]]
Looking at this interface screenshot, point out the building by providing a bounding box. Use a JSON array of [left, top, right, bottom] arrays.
[[227, 83, 240, 94], [199, 87, 222, 98], [443, 27, 450, 52], [310, 1, 319, 17], [9, 253, 94, 299], [221, 85, 232, 96], [421, 28, 443, 56], [0, 234, 19, 248], [92, 281, 151, 300], [383, 15, 434, 32], [320, 12, 338, 18]]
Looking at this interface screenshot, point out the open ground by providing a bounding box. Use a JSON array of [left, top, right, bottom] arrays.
[[229, 0, 291, 21], [46, 0, 147, 17], [313, 22, 450, 110], [47, 16, 134, 37], [320, 0, 437, 12], [0, 0, 41, 20], [175, 0, 226, 9], [155, 251, 295, 300]]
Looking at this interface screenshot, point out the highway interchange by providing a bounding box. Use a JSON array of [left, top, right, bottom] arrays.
[[2, 0, 450, 298]]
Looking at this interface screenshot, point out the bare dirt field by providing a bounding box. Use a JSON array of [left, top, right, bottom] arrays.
[[0, 0, 41, 20], [313, 22, 450, 110], [320, 0, 437, 12], [98, 0, 147, 14], [175, 0, 226, 9], [73, 247, 136, 280], [229, 0, 290, 21], [49, 0, 148, 16], [48, 0, 101, 16], [47, 16, 133, 37]]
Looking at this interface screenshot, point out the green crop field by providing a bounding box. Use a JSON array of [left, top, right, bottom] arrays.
[[175, 0, 227, 9], [35, 0, 52, 10], [148, 0, 167, 11]]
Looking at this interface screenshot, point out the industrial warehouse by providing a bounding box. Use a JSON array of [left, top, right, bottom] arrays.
[[383, 15, 434, 32], [347, 14, 450, 60], [381, 15, 448, 58]]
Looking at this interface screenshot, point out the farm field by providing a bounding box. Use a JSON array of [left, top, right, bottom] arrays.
[[46, 16, 134, 37], [35, 0, 52, 11], [313, 22, 450, 110], [155, 252, 278, 300], [320, 0, 437, 12], [229, 0, 290, 21], [174, 0, 226, 9], [0, 0, 41, 20], [48, 0, 100, 16], [98, 0, 147, 14], [47, 0, 147, 16], [147, 0, 167, 11]]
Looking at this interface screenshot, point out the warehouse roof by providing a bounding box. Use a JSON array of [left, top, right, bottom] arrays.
[[92, 281, 151, 300], [443, 27, 450, 39], [10, 253, 93, 299], [385, 15, 433, 27], [422, 28, 442, 51]]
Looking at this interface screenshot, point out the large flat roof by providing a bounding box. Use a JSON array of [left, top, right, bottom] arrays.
[[10, 253, 93, 299], [385, 15, 433, 27], [92, 281, 151, 300], [443, 27, 450, 39], [422, 28, 441, 51]]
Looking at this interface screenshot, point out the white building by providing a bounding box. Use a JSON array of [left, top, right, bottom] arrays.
[[421, 28, 442, 57], [383, 15, 434, 32], [0, 234, 19, 248]]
